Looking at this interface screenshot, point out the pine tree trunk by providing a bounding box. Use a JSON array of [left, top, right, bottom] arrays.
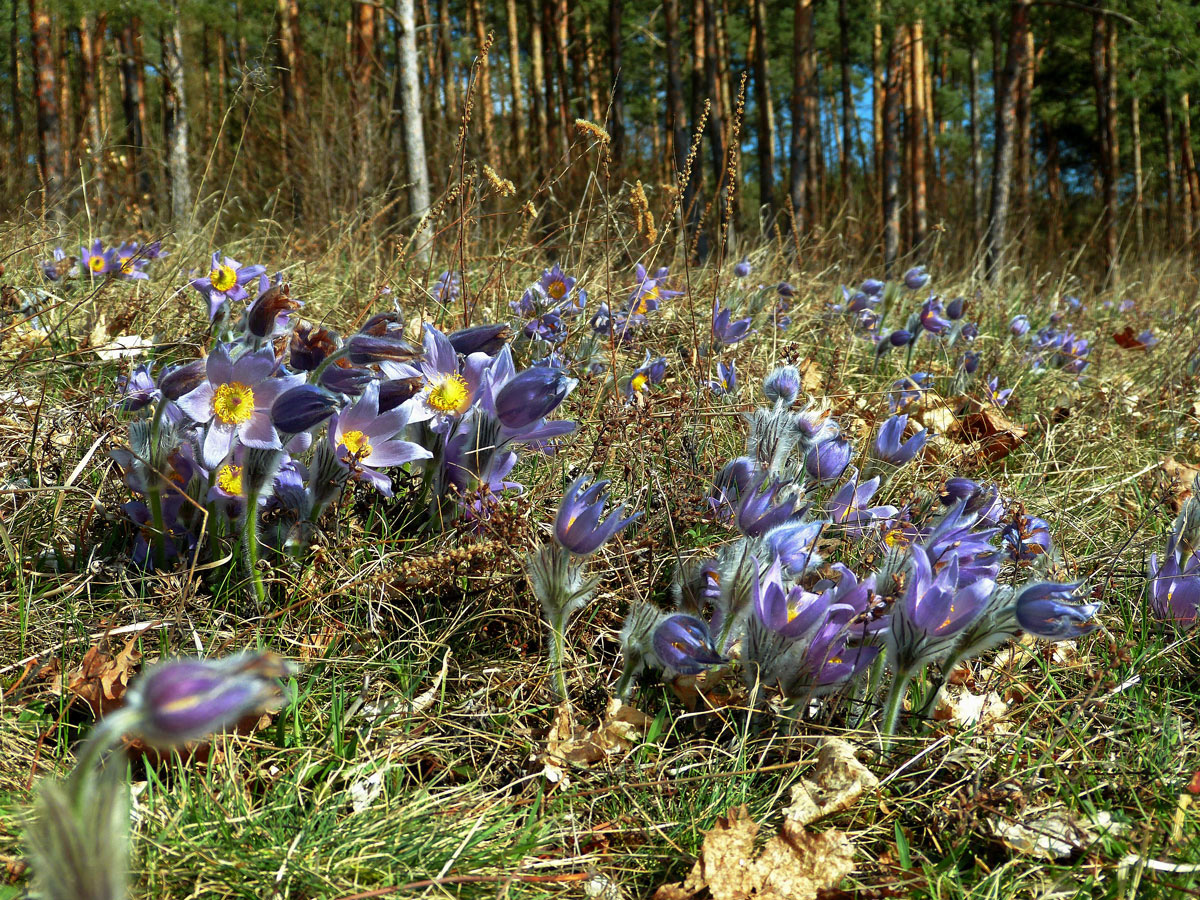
[[79, 13, 102, 200], [438, 0, 458, 123], [397, 0, 432, 261], [505, 0, 526, 163], [984, 0, 1031, 283], [664, 0, 688, 179], [1014, 22, 1034, 235], [29, 0, 62, 206], [1131, 82, 1144, 253], [117, 21, 147, 202], [468, 0, 497, 169], [583, 18, 603, 123], [789, 0, 812, 235], [1105, 18, 1119, 272], [161, 11, 192, 226], [911, 20, 928, 251], [554, 0, 570, 156], [838, 0, 852, 206], [882, 31, 902, 274], [1091, 13, 1116, 273], [871, 1, 883, 191], [1163, 93, 1177, 247], [969, 41, 983, 250], [8, 0, 21, 171], [277, 0, 303, 212], [352, 1, 376, 195], [1182, 93, 1199, 249], [702, 0, 726, 239], [609, 0, 625, 164], [529, 0, 547, 165], [752, 0, 775, 223]]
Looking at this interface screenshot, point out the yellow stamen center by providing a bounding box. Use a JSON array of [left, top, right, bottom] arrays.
[[547, 279, 567, 300], [341, 429, 372, 460], [631, 373, 649, 392], [786, 603, 802, 623], [119, 256, 134, 274], [216, 463, 244, 496], [88, 255, 106, 272], [427, 374, 470, 413], [209, 263, 238, 292], [631, 285, 660, 316], [212, 382, 256, 425], [828, 656, 843, 665], [939, 604, 957, 631]]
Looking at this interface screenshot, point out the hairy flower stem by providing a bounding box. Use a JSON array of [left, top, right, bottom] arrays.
[[880, 668, 914, 748], [546, 613, 571, 703], [242, 487, 267, 606], [66, 708, 139, 806], [146, 399, 172, 569], [613, 663, 638, 701]]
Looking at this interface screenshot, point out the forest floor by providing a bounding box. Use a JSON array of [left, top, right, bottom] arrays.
[[1, 217, 1199, 899]]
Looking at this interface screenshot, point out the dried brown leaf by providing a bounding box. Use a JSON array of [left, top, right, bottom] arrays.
[[959, 408, 1027, 463], [784, 738, 879, 827]]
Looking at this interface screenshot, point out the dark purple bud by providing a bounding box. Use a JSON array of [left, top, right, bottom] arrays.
[[734, 258, 752, 278], [805, 436, 853, 482], [861, 278, 885, 296], [347, 333, 419, 365], [963, 350, 982, 374], [777, 281, 796, 298], [904, 266, 930, 291], [272, 384, 336, 433], [939, 477, 981, 505], [1015, 583, 1101, 640], [960, 322, 980, 341], [652, 614, 726, 675], [763, 365, 802, 405], [125, 652, 297, 746], [889, 329, 913, 347], [494, 367, 578, 428], [319, 362, 374, 396], [946, 296, 966, 320], [158, 358, 207, 400], [1009, 315, 1031, 337], [246, 283, 301, 338], [378, 376, 423, 412], [290, 325, 339, 371], [449, 322, 512, 356]]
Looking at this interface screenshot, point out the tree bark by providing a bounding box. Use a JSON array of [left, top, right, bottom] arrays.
[[78, 12, 102, 199], [529, 0, 547, 165], [789, 0, 813, 235], [117, 21, 148, 201], [1090, 13, 1117, 273], [838, 0, 852, 205], [984, 0, 1031, 283], [664, 0, 688, 180], [29, 0, 62, 206], [882, 31, 902, 274], [397, 0, 432, 261], [8, 0, 21, 171], [1182, 93, 1199, 249], [752, 0, 775, 222], [871, 0, 883, 198], [437, 0, 458, 124], [1164, 93, 1177, 247], [583, 17, 603, 123], [1131, 79, 1144, 253], [969, 41, 983, 250], [161, 10, 192, 226], [702, 0, 727, 235], [608, 0, 625, 164], [1014, 20, 1034, 234], [505, 0, 526, 163], [911, 20, 928, 250], [468, 0, 497, 169]]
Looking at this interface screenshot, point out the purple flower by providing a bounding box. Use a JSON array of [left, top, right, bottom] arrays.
[[494, 365, 577, 428], [873, 413, 927, 466], [888, 547, 993, 669], [191, 252, 266, 320], [962, 350, 982, 375], [762, 520, 825, 574], [903, 266, 930, 291], [805, 436, 853, 482], [1009, 315, 1031, 337], [983, 376, 1012, 407], [176, 346, 305, 468], [889, 373, 931, 412], [709, 360, 737, 396], [652, 614, 726, 674], [946, 297, 966, 320], [246, 282, 301, 339], [1148, 544, 1200, 628], [449, 323, 511, 356], [1002, 514, 1053, 562], [432, 270, 461, 303], [272, 384, 336, 434], [919, 297, 951, 335], [626, 263, 682, 315], [752, 556, 832, 639], [736, 477, 799, 537], [290, 325, 339, 372], [778, 281, 796, 298], [1015, 582, 1101, 640], [555, 475, 640, 555], [386, 325, 479, 424], [40, 246, 72, 281], [710, 456, 758, 519], [539, 264, 581, 306], [861, 278, 885, 296], [762, 365, 801, 406], [827, 467, 898, 534], [80, 239, 115, 277], [116, 363, 159, 412], [1136, 329, 1159, 349], [124, 652, 296, 746], [734, 258, 752, 278], [110, 242, 153, 281], [712, 300, 753, 345], [329, 381, 432, 496]]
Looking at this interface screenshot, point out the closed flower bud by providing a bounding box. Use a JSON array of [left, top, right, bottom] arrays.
[[903, 265, 930, 291], [246, 283, 301, 338], [158, 359, 207, 400], [290, 325, 339, 371], [272, 384, 336, 433], [946, 296, 966, 320], [805, 436, 853, 482], [378, 376, 424, 412], [495, 366, 578, 429], [861, 278, 885, 296], [762, 365, 802, 406], [448, 323, 511, 356], [1009, 314, 1031, 337]]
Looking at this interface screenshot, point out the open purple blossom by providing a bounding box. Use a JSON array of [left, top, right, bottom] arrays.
[[432, 270, 461, 303], [329, 381, 432, 496], [752, 556, 833, 640], [736, 476, 799, 537], [1148, 540, 1200, 628], [1009, 315, 1031, 337], [827, 467, 898, 535], [1014, 582, 1101, 640], [887, 548, 994, 670], [116, 363, 159, 412], [653, 614, 727, 675], [555, 475, 640, 556], [80, 239, 115, 277], [191, 252, 266, 319], [1002, 514, 1053, 562], [983, 376, 1013, 407], [872, 413, 927, 466], [889, 373, 931, 412], [40, 246, 73, 281], [763, 520, 825, 574], [626, 263, 681, 316], [919, 297, 951, 335], [384, 325, 479, 425], [708, 360, 737, 396], [712, 300, 753, 345], [176, 345, 305, 468]]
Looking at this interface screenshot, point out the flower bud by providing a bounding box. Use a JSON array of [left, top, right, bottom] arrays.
[[448, 323, 511, 356], [290, 325, 339, 371], [246, 283, 301, 338], [495, 366, 578, 428], [272, 384, 336, 433], [903, 265, 930, 291], [158, 359, 207, 400], [946, 296, 966, 320], [805, 436, 853, 482], [762, 365, 802, 405]]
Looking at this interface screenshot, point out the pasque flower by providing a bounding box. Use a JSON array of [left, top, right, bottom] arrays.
[[904, 266, 930, 290], [762, 365, 801, 406], [191, 251, 266, 319], [271, 384, 337, 434], [1015, 582, 1101, 639], [827, 467, 898, 533], [329, 381, 432, 496], [805, 436, 853, 482], [712, 300, 753, 345], [177, 345, 305, 468], [872, 413, 927, 466], [652, 614, 727, 674], [763, 519, 826, 574], [555, 476, 640, 555], [80, 239, 115, 277], [493, 365, 577, 429], [1148, 540, 1200, 627], [1009, 314, 1031, 337], [736, 476, 799, 537]]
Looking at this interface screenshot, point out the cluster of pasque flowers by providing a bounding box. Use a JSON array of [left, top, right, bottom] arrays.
[[112, 254, 579, 602], [615, 362, 1102, 738], [25, 651, 296, 900], [1147, 477, 1200, 629], [39, 238, 166, 283]]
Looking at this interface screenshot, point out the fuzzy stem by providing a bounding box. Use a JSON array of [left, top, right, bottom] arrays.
[[880, 668, 914, 748], [145, 399, 172, 569], [66, 707, 140, 807], [613, 661, 638, 700], [242, 488, 267, 606], [546, 613, 571, 703]]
